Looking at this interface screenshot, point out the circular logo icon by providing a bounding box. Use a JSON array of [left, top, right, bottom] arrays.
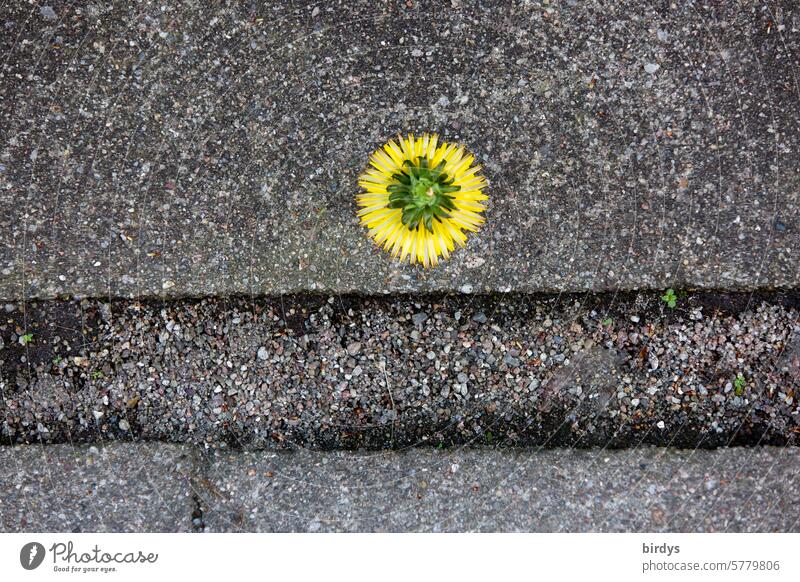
[[20, 542, 46, 570]]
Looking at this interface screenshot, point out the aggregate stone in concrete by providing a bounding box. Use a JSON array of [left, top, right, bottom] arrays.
[[1, 1, 799, 300], [0, 443, 195, 532], [195, 446, 800, 532]]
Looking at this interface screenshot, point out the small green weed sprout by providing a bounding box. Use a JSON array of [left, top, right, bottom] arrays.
[[734, 373, 746, 397], [661, 288, 677, 309]]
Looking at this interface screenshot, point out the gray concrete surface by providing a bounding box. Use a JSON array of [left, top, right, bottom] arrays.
[[195, 445, 800, 532], [2, 293, 799, 449], [2, 443, 797, 532], [1, 1, 798, 300], [0, 443, 195, 532]]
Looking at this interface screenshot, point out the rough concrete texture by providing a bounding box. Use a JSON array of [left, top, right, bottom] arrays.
[[1, 1, 799, 300], [2, 293, 799, 448], [0, 443, 194, 532], [196, 446, 800, 532], [1, 443, 797, 532]]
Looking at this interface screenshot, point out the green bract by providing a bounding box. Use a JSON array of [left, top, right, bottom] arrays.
[[386, 157, 461, 233]]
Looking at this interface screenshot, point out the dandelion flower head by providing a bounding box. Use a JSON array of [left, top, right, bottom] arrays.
[[357, 133, 488, 268]]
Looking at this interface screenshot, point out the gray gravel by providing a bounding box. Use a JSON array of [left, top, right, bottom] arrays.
[[196, 445, 800, 532], [1, 1, 798, 300], [2, 293, 798, 448], [0, 443, 195, 532]]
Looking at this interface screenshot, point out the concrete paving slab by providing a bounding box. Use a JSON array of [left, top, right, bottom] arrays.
[[195, 446, 800, 532], [1, 1, 798, 300], [2, 443, 797, 533], [0, 443, 195, 532]]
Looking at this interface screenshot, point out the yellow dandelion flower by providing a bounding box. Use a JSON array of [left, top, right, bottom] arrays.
[[357, 133, 488, 268]]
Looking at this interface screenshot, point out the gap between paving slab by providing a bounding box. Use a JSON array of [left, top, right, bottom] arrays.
[[1, 443, 798, 533], [1, 291, 799, 449]]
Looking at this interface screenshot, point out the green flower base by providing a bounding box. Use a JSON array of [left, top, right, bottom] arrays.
[[386, 157, 461, 233]]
